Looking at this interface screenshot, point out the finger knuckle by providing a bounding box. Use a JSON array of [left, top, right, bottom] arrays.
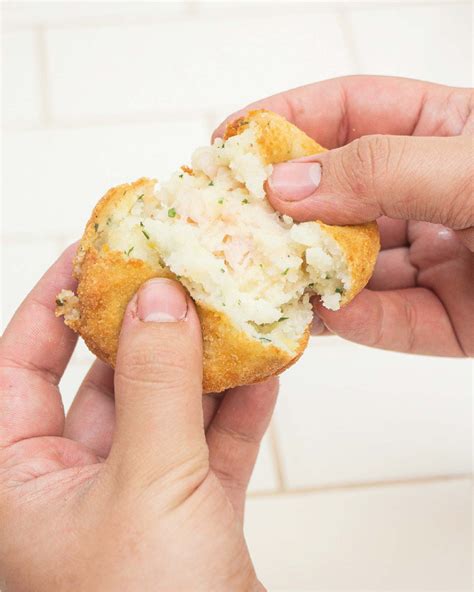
[[211, 422, 260, 446], [141, 451, 209, 492], [116, 343, 192, 392], [213, 466, 247, 493], [343, 135, 399, 197], [113, 450, 210, 501]]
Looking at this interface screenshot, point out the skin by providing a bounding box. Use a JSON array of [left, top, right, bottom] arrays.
[[0, 245, 273, 591], [0, 76, 472, 590], [215, 76, 473, 356]]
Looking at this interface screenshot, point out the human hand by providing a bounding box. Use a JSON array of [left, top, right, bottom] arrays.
[[0, 245, 276, 591], [215, 76, 473, 356]]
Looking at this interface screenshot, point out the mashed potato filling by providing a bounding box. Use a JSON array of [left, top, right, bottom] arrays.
[[103, 124, 351, 354]]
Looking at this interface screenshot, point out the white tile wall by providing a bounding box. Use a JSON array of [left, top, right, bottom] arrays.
[[1, 0, 189, 29], [246, 478, 473, 591], [276, 339, 472, 489], [44, 12, 352, 124], [2, 120, 208, 236], [347, 2, 473, 87], [2, 30, 44, 127], [2, 2, 472, 589]]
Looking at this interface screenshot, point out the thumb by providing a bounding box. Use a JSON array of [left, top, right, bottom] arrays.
[[110, 278, 207, 484], [266, 134, 473, 231]]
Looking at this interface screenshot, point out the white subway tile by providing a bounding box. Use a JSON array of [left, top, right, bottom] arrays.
[[2, 30, 43, 127], [1, 239, 59, 330], [348, 3, 472, 87], [245, 478, 472, 591], [44, 13, 352, 124], [2, 119, 208, 237], [275, 339, 472, 488]]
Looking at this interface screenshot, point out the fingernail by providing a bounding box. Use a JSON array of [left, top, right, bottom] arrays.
[[268, 162, 321, 201], [137, 279, 188, 322]]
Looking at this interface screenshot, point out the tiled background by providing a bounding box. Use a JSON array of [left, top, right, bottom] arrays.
[[1, 1, 472, 590]]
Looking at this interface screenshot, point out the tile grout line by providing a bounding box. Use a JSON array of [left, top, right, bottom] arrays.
[[247, 472, 473, 499], [268, 421, 287, 493], [35, 25, 53, 127]]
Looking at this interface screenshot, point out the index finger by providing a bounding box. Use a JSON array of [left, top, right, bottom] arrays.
[[213, 75, 466, 147], [0, 244, 78, 448]]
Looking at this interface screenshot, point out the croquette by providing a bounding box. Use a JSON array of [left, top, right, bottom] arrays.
[[56, 110, 380, 393]]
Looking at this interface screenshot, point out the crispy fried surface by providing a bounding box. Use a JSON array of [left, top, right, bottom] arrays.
[[58, 110, 379, 393], [225, 109, 326, 164]]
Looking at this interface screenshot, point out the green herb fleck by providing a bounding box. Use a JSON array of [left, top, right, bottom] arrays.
[[125, 246, 135, 256], [168, 207, 177, 218], [259, 337, 272, 343], [335, 287, 344, 294], [106, 217, 112, 226], [238, 299, 242, 305], [278, 317, 289, 322], [217, 198, 224, 204], [176, 275, 182, 280], [179, 173, 184, 178], [208, 181, 214, 186], [282, 268, 289, 275], [94, 223, 99, 232], [308, 283, 315, 289], [220, 268, 225, 273], [241, 198, 249, 205], [55, 298, 64, 306], [325, 274, 331, 280], [142, 229, 150, 240], [136, 194, 144, 201], [139, 221, 144, 227], [222, 302, 226, 307], [259, 263, 264, 269]]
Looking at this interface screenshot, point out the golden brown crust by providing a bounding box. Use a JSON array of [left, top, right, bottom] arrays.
[[225, 109, 326, 164], [59, 110, 379, 393], [320, 222, 380, 304]]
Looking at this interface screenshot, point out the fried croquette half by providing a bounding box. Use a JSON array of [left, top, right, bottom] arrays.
[[56, 110, 380, 393]]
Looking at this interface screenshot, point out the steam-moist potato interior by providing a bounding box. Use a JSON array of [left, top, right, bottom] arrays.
[[103, 124, 351, 354]]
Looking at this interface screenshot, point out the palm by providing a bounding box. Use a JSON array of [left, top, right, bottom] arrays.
[[2, 379, 265, 516], [2, 436, 98, 488]]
